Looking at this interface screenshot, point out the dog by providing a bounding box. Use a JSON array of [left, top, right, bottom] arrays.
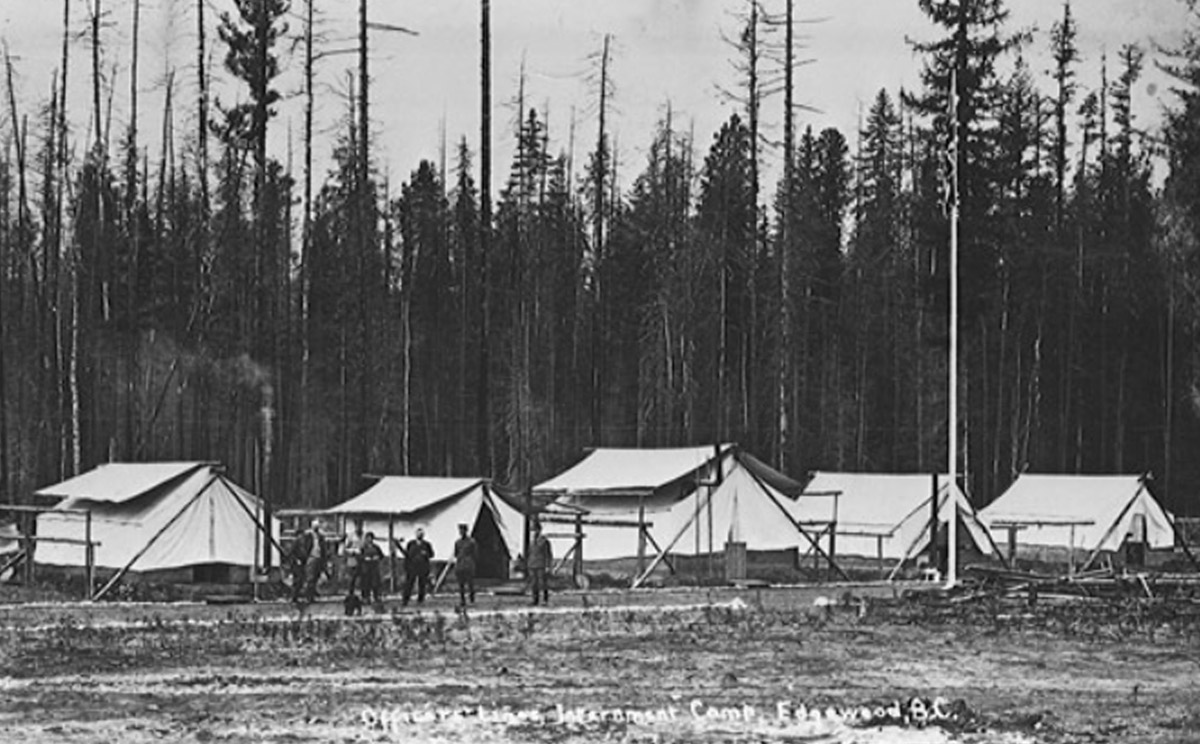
[[343, 593, 364, 617]]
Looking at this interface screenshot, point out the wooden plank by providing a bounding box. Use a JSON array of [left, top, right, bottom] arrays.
[[536, 515, 650, 528]]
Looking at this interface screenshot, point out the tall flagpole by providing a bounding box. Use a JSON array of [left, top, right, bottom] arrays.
[[947, 68, 959, 587]]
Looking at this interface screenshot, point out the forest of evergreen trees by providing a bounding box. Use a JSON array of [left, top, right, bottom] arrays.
[[1, 0, 1200, 516]]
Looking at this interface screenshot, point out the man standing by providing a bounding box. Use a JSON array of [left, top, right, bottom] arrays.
[[301, 519, 327, 605], [359, 532, 385, 610], [287, 528, 310, 604], [343, 520, 365, 597], [528, 521, 552, 606], [401, 527, 434, 606], [453, 523, 478, 606]]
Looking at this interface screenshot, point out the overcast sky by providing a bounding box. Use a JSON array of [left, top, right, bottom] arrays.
[[0, 0, 1193, 195]]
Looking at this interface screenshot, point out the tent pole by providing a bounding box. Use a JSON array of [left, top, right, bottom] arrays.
[[225, 479, 291, 575], [552, 540, 579, 575], [827, 520, 837, 582], [890, 492, 945, 581], [1069, 524, 1077, 577], [632, 486, 715, 589], [93, 476, 218, 602], [641, 528, 676, 575], [1080, 488, 1144, 573], [637, 495, 646, 579], [85, 512, 94, 601], [22, 514, 33, 586], [253, 497, 261, 602], [700, 482, 710, 580], [432, 560, 452, 594], [573, 514, 583, 585], [930, 473, 939, 570]]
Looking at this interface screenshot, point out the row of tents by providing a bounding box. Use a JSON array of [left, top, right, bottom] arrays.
[[4, 445, 1187, 591]]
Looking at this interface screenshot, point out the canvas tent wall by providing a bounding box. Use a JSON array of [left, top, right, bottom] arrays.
[[533, 445, 828, 575], [325, 477, 524, 579], [794, 472, 998, 567], [34, 462, 278, 582], [979, 474, 1176, 566]]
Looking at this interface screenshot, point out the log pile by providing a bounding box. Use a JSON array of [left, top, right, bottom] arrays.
[[959, 564, 1200, 603]]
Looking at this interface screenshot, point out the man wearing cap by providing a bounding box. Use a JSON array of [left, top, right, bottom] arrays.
[[528, 520, 552, 606], [453, 522, 479, 606], [401, 527, 434, 606]]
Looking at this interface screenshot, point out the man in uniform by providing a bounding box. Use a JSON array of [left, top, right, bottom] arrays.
[[401, 527, 434, 606], [453, 522, 478, 606], [528, 520, 552, 606]]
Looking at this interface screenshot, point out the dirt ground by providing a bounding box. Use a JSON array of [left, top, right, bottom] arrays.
[[0, 584, 1198, 744]]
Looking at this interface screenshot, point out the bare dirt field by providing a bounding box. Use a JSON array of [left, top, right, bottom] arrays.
[[1, 584, 1198, 744]]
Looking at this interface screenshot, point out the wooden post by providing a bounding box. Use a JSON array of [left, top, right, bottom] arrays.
[[22, 513, 33, 586], [1007, 525, 1018, 567], [929, 473, 939, 570], [252, 499, 261, 602], [573, 513, 583, 585], [827, 521, 837, 582], [1068, 524, 1076, 577], [637, 495, 646, 579], [706, 484, 714, 579], [877, 534, 885, 580], [85, 511, 94, 601]]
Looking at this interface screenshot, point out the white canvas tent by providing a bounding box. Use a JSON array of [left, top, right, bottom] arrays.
[[793, 472, 998, 571], [325, 477, 525, 578], [533, 445, 834, 579], [979, 474, 1176, 566], [34, 462, 278, 580]]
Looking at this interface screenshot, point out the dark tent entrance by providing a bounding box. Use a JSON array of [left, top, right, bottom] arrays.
[[469, 504, 511, 580]]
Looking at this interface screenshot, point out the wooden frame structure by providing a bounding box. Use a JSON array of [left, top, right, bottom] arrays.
[[0, 504, 98, 600], [535, 444, 844, 590]]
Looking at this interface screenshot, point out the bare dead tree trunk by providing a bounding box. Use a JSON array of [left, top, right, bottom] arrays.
[[744, 0, 759, 437], [91, 0, 103, 151], [357, 0, 372, 480], [479, 0, 493, 475], [197, 0, 210, 216], [299, 0, 314, 500], [125, 0, 141, 459], [359, 0, 370, 194], [777, 0, 794, 470], [0, 143, 7, 502], [592, 35, 611, 446]]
